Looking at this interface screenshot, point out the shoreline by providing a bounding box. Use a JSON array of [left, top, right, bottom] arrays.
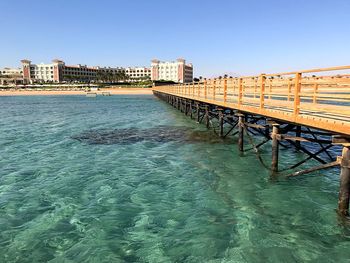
[[0, 88, 153, 96]]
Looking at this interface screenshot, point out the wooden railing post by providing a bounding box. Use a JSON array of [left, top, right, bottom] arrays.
[[287, 78, 292, 101], [260, 74, 266, 109], [313, 82, 318, 104], [293, 72, 302, 116], [238, 78, 243, 106], [213, 79, 216, 100], [198, 81, 201, 97], [224, 78, 228, 103], [191, 81, 194, 97], [253, 78, 257, 99]]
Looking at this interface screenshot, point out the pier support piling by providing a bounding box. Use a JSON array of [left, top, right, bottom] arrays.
[[196, 103, 200, 122], [237, 114, 244, 152], [189, 102, 193, 119], [205, 106, 210, 128], [271, 124, 280, 172], [338, 146, 350, 216], [264, 125, 270, 138], [219, 110, 224, 137], [296, 125, 301, 150]]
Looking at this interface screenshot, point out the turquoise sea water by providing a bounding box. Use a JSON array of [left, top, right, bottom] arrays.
[[0, 95, 349, 263]]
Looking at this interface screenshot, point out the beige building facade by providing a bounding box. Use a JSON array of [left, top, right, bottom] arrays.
[[125, 67, 151, 80], [151, 58, 193, 83]]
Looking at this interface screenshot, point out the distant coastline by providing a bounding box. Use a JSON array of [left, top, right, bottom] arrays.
[[0, 87, 153, 96]]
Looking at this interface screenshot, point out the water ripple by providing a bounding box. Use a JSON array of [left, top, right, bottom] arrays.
[[0, 95, 349, 262]]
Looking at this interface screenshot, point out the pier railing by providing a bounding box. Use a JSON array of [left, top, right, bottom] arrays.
[[153, 66, 350, 135]]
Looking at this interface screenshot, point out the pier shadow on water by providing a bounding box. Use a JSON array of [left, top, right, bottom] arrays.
[[71, 125, 229, 145]]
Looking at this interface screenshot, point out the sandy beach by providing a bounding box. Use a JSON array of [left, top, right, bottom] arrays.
[[0, 88, 153, 96]]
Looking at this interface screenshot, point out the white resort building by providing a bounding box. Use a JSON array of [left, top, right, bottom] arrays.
[[21, 59, 130, 83], [0, 67, 23, 85], [0, 67, 23, 77], [151, 58, 193, 83], [125, 67, 151, 80], [1, 58, 194, 84]]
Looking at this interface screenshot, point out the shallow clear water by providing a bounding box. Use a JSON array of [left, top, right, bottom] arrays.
[[0, 95, 349, 263]]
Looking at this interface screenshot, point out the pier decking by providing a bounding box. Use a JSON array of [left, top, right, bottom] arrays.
[[154, 66, 350, 135], [153, 66, 350, 216]]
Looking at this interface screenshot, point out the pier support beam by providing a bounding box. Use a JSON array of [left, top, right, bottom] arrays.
[[196, 103, 200, 122], [186, 100, 189, 116], [271, 124, 280, 172], [338, 146, 350, 216], [237, 113, 244, 152], [205, 106, 210, 128], [189, 101, 193, 119], [296, 125, 301, 150], [264, 125, 270, 138], [219, 109, 224, 137]]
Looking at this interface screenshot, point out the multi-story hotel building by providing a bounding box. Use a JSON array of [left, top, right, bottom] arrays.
[[0, 67, 23, 85], [21, 59, 131, 83], [151, 58, 193, 83], [0, 67, 23, 77], [21, 59, 100, 83], [125, 67, 151, 80], [2, 58, 193, 84]]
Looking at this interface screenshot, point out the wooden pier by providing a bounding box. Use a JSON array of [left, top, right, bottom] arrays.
[[153, 66, 350, 216]]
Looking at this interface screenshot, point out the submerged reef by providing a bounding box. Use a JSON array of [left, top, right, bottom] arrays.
[[71, 126, 227, 145]]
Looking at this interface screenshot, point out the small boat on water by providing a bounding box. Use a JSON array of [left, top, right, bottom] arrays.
[[86, 92, 97, 97], [102, 92, 111, 96]]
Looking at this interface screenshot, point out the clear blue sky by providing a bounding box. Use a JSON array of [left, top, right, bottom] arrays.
[[1, 0, 349, 77]]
